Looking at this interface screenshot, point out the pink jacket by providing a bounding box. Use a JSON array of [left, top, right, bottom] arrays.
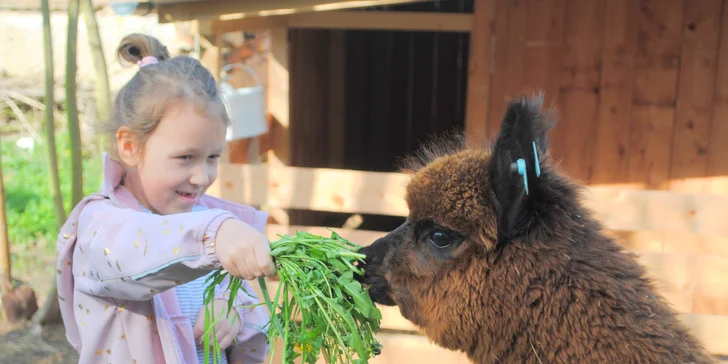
[[56, 153, 271, 363]]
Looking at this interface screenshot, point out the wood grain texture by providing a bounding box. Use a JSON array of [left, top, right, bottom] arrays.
[[464, 0, 496, 146], [486, 0, 511, 138], [633, 0, 685, 106], [522, 0, 565, 106], [550, 0, 604, 183], [627, 105, 676, 190], [669, 0, 722, 193], [590, 0, 639, 185], [707, 0, 728, 195]]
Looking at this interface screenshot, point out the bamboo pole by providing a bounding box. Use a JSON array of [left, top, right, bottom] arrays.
[[81, 0, 111, 155], [31, 0, 72, 326], [43, 0, 65, 228], [0, 144, 11, 295], [66, 0, 83, 207]]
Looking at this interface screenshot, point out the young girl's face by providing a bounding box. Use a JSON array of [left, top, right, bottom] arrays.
[[120, 101, 227, 215]]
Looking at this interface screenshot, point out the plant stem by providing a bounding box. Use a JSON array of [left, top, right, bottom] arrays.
[[258, 277, 287, 363]]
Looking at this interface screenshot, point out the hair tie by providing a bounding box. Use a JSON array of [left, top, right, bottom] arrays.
[[137, 56, 158, 68]]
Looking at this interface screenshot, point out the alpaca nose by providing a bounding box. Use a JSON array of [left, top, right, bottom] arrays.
[[359, 237, 390, 267], [355, 243, 379, 283]]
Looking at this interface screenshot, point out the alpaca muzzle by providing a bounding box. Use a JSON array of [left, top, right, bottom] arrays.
[[356, 241, 397, 306]]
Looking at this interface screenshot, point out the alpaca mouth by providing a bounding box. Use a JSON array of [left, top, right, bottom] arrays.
[[368, 282, 397, 306], [358, 272, 397, 306], [356, 246, 397, 306]]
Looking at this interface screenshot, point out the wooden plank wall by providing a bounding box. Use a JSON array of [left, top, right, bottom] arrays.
[[482, 0, 728, 318], [485, 0, 728, 191], [285, 0, 728, 317]]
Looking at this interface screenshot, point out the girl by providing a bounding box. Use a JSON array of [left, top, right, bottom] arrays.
[[55, 33, 275, 364]]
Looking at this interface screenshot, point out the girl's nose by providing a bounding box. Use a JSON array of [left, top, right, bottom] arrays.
[[190, 169, 210, 186]]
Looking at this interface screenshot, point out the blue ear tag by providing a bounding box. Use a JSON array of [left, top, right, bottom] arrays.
[[514, 158, 529, 195], [532, 141, 541, 178], [510, 141, 542, 195]]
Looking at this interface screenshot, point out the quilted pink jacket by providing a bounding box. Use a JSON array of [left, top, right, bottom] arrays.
[[56, 153, 271, 363]]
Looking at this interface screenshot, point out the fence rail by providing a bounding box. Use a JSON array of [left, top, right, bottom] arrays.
[[210, 163, 728, 236]]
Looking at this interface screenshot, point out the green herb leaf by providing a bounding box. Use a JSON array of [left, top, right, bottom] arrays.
[[202, 230, 383, 364]]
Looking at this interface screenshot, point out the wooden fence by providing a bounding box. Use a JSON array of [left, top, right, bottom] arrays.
[[207, 163, 728, 363]]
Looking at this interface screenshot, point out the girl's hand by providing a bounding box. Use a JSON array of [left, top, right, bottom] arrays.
[[193, 300, 241, 350], [215, 219, 277, 280]]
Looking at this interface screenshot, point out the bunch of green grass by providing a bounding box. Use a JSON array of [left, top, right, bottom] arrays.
[[202, 230, 383, 364]]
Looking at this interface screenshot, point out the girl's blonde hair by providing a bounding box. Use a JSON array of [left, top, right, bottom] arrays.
[[99, 33, 230, 160]]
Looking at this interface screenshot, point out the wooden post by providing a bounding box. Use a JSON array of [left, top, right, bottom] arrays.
[[268, 27, 290, 167], [464, 0, 496, 146], [214, 19, 224, 83], [266, 27, 291, 226]]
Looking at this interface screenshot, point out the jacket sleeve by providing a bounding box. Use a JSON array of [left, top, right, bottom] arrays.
[[69, 198, 238, 301], [216, 276, 270, 363]]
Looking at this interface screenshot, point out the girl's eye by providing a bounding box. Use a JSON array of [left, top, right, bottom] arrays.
[[178, 155, 194, 161], [428, 230, 452, 249], [208, 154, 221, 160]]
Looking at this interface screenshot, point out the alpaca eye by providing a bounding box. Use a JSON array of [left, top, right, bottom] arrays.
[[429, 231, 451, 249]]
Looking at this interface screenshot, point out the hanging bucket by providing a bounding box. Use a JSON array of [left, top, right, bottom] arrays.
[[219, 63, 268, 141]]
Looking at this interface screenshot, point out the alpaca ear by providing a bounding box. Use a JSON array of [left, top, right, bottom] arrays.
[[488, 93, 554, 242]]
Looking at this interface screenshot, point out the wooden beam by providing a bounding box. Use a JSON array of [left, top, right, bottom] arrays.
[[213, 19, 223, 83], [156, 0, 432, 23], [207, 163, 728, 237], [263, 331, 472, 363], [287, 11, 472, 32], [264, 224, 728, 314], [265, 318, 728, 360], [209, 163, 410, 216], [248, 239, 728, 355], [215, 14, 288, 32], [267, 27, 290, 165], [265, 224, 728, 313], [707, 0, 728, 195], [266, 27, 291, 226], [213, 11, 474, 33], [464, 0, 496, 146], [679, 314, 728, 356], [583, 186, 728, 238], [265, 224, 386, 244]]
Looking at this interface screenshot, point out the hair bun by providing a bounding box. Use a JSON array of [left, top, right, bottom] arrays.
[[116, 33, 171, 67]]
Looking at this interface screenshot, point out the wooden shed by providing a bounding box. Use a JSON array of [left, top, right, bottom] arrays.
[[122, 0, 728, 361]]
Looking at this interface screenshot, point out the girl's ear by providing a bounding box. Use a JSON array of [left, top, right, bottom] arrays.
[[488, 93, 555, 242], [116, 127, 141, 168]]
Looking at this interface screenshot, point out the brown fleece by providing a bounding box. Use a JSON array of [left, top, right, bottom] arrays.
[[358, 94, 715, 363]]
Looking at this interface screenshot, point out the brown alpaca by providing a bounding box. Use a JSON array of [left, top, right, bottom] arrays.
[[357, 94, 715, 363]]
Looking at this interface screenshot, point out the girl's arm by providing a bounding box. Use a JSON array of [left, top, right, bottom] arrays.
[[69, 198, 237, 301]]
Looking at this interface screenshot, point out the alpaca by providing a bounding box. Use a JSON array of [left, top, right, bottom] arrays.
[[357, 94, 715, 363]]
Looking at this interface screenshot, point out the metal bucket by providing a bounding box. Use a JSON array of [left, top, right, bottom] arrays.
[[219, 63, 268, 141]]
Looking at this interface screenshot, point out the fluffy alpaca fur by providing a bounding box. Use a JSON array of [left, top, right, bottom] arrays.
[[357, 94, 715, 363]]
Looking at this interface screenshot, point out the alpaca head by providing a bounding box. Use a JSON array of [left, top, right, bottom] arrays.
[[357, 93, 566, 349]]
